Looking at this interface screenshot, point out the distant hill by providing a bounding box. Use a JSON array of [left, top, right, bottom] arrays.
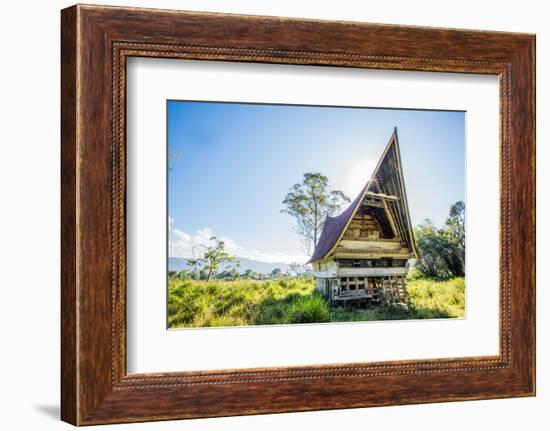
[[169, 257, 292, 275]]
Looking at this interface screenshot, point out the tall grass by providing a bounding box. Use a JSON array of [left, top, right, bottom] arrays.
[[407, 277, 465, 318], [168, 277, 465, 328]]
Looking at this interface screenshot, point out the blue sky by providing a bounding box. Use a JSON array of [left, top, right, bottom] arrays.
[[168, 100, 465, 264]]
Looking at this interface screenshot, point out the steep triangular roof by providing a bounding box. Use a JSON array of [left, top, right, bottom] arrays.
[[309, 128, 417, 263]]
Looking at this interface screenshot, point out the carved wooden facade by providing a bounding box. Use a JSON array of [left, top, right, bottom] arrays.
[[309, 128, 417, 307]]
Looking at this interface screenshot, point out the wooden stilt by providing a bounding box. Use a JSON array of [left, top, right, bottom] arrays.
[[402, 276, 409, 302]]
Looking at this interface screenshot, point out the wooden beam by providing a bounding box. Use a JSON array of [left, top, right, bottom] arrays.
[[361, 199, 385, 208], [333, 251, 410, 259], [365, 191, 399, 201], [336, 267, 408, 277]]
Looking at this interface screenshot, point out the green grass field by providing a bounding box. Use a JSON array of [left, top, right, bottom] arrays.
[[168, 276, 465, 328]]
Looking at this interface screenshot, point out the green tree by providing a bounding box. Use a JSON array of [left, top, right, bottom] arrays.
[[414, 221, 450, 277], [270, 268, 283, 279], [414, 201, 465, 278], [443, 201, 465, 275], [175, 269, 194, 280], [217, 268, 239, 281], [186, 257, 201, 273], [186, 237, 236, 281], [202, 237, 235, 281], [282, 172, 350, 255], [241, 269, 260, 280]]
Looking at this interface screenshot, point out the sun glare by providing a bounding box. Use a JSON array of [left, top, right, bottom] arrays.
[[345, 157, 377, 196]]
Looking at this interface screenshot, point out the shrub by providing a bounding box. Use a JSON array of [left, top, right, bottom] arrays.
[[284, 295, 330, 324], [256, 300, 288, 325]]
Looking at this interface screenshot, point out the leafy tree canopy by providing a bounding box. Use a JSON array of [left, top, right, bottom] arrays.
[[282, 172, 350, 256], [414, 201, 465, 278]]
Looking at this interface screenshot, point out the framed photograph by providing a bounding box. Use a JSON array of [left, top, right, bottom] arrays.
[[61, 4, 535, 425]]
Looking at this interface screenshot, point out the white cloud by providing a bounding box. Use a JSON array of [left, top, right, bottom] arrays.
[[169, 221, 307, 264], [169, 227, 213, 258]]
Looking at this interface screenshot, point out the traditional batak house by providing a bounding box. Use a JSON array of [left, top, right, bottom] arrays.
[[309, 128, 417, 307]]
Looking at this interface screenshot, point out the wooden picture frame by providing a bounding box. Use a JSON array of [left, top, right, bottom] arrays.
[[61, 4, 535, 425]]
